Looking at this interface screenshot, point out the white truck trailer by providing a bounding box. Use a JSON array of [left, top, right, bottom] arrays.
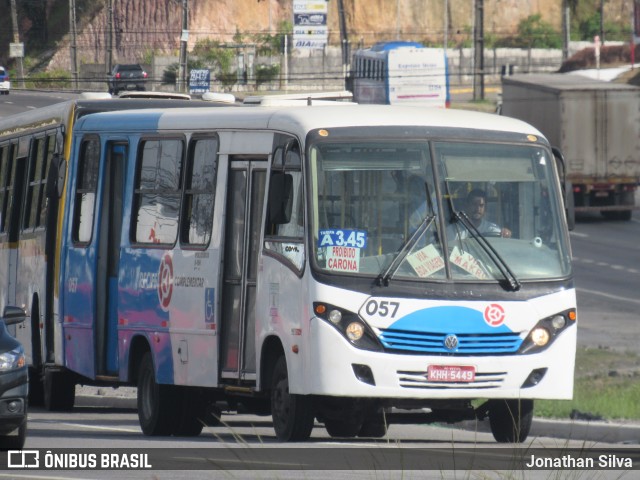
[[501, 73, 640, 220]]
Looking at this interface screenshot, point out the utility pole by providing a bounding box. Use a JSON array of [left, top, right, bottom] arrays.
[[473, 0, 484, 101], [443, 0, 448, 51], [562, 0, 570, 61], [337, 0, 350, 90], [10, 0, 25, 88], [106, 0, 113, 75], [396, 0, 400, 39], [69, 0, 79, 90], [177, 0, 188, 93], [600, 0, 605, 45]]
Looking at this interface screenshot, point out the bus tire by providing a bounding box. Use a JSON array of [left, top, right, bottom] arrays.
[[28, 367, 45, 407], [270, 355, 314, 442], [172, 388, 205, 437], [44, 369, 75, 411], [488, 399, 533, 443], [137, 352, 178, 436]]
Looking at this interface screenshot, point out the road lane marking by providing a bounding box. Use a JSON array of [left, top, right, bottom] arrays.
[[577, 287, 640, 306], [35, 419, 139, 433], [573, 257, 639, 275]]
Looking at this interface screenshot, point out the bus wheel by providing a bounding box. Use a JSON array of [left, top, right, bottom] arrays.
[[270, 356, 314, 442], [488, 399, 533, 443], [172, 387, 205, 437], [44, 369, 75, 411], [137, 352, 178, 436], [28, 367, 45, 407]]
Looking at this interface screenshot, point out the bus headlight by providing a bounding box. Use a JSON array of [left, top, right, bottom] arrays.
[[550, 315, 566, 330], [313, 302, 383, 352], [346, 322, 364, 341], [518, 308, 576, 354], [328, 309, 342, 324], [530, 327, 550, 347]]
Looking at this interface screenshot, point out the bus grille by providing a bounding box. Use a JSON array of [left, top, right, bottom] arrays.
[[378, 328, 523, 354], [397, 370, 506, 389]]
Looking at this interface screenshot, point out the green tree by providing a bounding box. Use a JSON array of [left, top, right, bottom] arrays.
[[516, 14, 562, 49], [252, 20, 293, 56]]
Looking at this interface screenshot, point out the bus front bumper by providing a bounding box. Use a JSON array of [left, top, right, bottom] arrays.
[[301, 318, 575, 400]]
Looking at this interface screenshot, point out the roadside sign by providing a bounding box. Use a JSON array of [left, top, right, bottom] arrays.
[[10, 43, 24, 58], [189, 69, 210, 94]]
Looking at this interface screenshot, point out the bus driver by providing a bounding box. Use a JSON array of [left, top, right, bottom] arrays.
[[463, 188, 512, 238]]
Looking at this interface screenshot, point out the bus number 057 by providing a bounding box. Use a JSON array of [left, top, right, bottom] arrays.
[[365, 300, 400, 318]]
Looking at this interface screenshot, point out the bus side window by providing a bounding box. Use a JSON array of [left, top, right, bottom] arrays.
[[0, 144, 12, 234], [264, 141, 305, 271], [181, 136, 218, 246], [23, 135, 50, 231], [132, 139, 183, 245], [38, 133, 57, 227], [72, 136, 100, 244]]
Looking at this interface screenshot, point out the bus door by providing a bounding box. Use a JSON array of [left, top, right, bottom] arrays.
[[95, 142, 126, 376], [64, 138, 126, 379], [220, 157, 266, 381]]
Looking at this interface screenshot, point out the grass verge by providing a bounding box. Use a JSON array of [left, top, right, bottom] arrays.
[[535, 346, 640, 421]]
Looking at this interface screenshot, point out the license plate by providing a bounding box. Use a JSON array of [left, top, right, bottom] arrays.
[[427, 365, 475, 382], [595, 191, 609, 197]]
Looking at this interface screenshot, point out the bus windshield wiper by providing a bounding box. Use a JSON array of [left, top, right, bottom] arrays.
[[453, 210, 522, 291], [376, 214, 435, 287]]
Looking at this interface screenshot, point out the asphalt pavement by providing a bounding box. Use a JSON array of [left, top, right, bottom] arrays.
[[75, 386, 640, 445]]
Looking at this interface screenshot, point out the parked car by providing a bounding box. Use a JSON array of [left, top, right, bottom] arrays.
[[0, 67, 10, 95], [0, 306, 28, 450], [107, 64, 148, 95]]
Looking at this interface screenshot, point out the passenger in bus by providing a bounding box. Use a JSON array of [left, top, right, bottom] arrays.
[[462, 188, 511, 238]]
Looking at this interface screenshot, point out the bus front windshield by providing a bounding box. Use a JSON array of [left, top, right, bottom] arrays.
[[309, 139, 572, 284]]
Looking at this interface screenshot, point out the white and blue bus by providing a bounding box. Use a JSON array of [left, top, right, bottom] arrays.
[[352, 41, 450, 108], [2, 103, 575, 442]]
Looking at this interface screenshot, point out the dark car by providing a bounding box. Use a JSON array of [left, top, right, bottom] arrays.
[[0, 306, 27, 450], [107, 64, 148, 95]]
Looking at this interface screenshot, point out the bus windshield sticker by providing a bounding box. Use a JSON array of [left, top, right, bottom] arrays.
[[449, 246, 488, 280], [325, 245, 361, 273], [407, 244, 445, 277], [318, 229, 368, 249]]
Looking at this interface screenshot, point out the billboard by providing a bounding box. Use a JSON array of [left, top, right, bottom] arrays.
[[293, 0, 328, 49]]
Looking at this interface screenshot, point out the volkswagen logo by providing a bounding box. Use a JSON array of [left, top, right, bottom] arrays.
[[444, 334, 459, 350]]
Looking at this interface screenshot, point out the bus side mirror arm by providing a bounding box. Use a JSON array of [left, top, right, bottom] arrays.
[[46, 153, 67, 199], [551, 147, 575, 230]]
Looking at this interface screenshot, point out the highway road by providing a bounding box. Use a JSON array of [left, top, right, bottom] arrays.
[[9, 402, 636, 479], [0, 90, 79, 118], [571, 208, 640, 352]]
